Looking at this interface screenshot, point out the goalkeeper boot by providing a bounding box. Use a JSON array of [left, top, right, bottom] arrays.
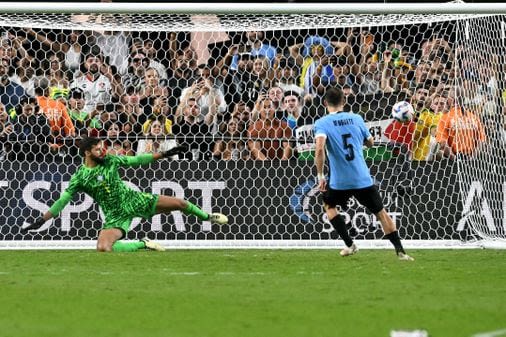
[[340, 243, 358, 257], [398, 252, 415, 261], [140, 238, 166, 252], [209, 213, 228, 225]]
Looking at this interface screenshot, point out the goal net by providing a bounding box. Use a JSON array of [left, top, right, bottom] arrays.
[[0, 3, 504, 249]]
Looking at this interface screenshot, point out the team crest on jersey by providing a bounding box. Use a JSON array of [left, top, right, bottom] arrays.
[[97, 175, 104, 182]]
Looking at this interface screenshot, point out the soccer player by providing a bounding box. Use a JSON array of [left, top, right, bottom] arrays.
[[22, 136, 228, 252], [314, 87, 413, 261]]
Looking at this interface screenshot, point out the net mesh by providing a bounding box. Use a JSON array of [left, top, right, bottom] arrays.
[[0, 9, 504, 248]]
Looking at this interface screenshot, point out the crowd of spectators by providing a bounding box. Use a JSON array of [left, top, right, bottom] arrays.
[[0, 25, 504, 163]]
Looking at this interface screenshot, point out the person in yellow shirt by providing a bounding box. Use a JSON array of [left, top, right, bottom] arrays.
[[412, 94, 448, 161]]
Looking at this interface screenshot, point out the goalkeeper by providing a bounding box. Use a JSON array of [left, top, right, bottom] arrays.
[[22, 136, 228, 252]]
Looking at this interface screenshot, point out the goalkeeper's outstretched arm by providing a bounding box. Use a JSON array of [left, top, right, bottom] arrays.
[[118, 146, 188, 167], [22, 174, 80, 232], [22, 190, 75, 232]]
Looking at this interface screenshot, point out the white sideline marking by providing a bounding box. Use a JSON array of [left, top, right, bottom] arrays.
[[472, 329, 506, 337], [168, 272, 201, 276]]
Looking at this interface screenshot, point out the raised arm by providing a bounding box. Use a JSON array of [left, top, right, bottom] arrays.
[[25, 28, 64, 53]]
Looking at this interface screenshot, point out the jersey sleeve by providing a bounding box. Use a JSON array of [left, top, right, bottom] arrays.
[[313, 119, 327, 138], [48, 173, 81, 217], [112, 154, 155, 167]]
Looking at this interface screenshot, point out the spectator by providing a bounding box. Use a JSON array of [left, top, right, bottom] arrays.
[[10, 96, 51, 161], [177, 73, 226, 134], [136, 118, 179, 159], [44, 53, 70, 88], [410, 82, 431, 114], [138, 67, 169, 105], [25, 28, 88, 74], [436, 88, 487, 159], [2, 31, 29, 67], [66, 88, 90, 135], [101, 121, 129, 156], [167, 49, 198, 109], [247, 97, 292, 160], [228, 100, 251, 136], [312, 54, 354, 96], [275, 57, 303, 97], [172, 97, 210, 160], [212, 117, 250, 160], [252, 56, 274, 89], [9, 57, 39, 97], [0, 57, 26, 115], [34, 77, 75, 155], [122, 51, 149, 92], [227, 51, 264, 107], [87, 104, 119, 137], [303, 43, 334, 95], [141, 95, 173, 136], [0, 102, 12, 160], [229, 31, 278, 70], [71, 53, 122, 113], [412, 94, 448, 161], [281, 90, 302, 130], [131, 38, 168, 80], [358, 58, 382, 96], [120, 89, 143, 131], [290, 35, 353, 92]]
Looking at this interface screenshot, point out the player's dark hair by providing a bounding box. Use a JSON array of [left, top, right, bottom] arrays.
[[324, 87, 345, 107], [79, 136, 101, 156]]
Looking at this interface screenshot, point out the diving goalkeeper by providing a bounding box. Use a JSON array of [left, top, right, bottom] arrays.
[[22, 136, 228, 252]]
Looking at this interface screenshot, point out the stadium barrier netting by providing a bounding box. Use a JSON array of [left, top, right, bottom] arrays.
[[0, 3, 504, 249]]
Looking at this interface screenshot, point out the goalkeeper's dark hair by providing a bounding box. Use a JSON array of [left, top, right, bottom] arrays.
[[79, 136, 101, 156], [324, 87, 345, 107]]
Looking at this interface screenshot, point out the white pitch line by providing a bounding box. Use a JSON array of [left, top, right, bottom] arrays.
[[168, 272, 201, 275], [472, 329, 506, 337]]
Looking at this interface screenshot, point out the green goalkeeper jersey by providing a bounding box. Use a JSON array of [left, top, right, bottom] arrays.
[[48, 154, 155, 220]]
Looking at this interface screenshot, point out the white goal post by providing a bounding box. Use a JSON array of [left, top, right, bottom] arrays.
[[0, 2, 505, 249]]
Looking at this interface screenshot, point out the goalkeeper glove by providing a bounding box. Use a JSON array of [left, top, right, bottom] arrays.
[[161, 145, 187, 159], [21, 216, 46, 233]]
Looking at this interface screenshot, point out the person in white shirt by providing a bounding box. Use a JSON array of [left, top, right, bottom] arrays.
[[136, 118, 179, 159], [178, 68, 227, 134], [70, 53, 122, 113]]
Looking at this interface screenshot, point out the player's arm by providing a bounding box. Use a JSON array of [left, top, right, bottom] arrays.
[[22, 175, 80, 232], [117, 146, 188, 167], [315, 135, 327, 191], [364, 136, 374, 148]]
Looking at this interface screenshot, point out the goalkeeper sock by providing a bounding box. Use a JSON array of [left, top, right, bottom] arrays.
[[330, 215, 354, 247], [112, 241, 146, 252], [182, 201, 209, 221], [384, 230, 406, 255]]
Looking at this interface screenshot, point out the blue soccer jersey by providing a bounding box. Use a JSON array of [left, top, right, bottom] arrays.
[[314, 112, 373, 190]]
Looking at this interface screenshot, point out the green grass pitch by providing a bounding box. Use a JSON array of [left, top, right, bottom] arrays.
[[0, 249, 505, 337]]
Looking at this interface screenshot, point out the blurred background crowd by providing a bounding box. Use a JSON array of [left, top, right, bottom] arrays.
[[0, 22, 504, 163]]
